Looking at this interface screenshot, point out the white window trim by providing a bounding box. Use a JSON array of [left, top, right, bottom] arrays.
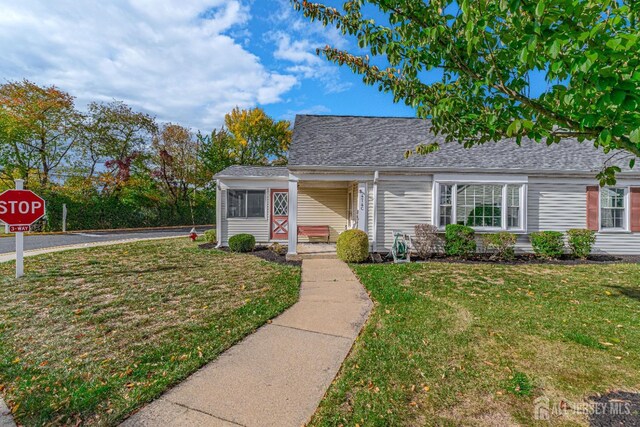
[[432, 181, 528, 233], [226, 189, 268, 220], [598, 186, 631, 233]]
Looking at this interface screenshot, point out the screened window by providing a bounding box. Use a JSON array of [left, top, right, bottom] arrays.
[[227, 190, 265, 218], [437, 183, 524, 230], [600, 187, 626, 229], [507, 185, 521, 229], [439, 184, 453, 226]]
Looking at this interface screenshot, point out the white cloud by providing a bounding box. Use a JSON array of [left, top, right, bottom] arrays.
[[0, 0, 297, 130], [265, 0, 352, 94]]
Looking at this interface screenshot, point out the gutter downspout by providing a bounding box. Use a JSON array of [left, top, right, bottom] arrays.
[[372, 170, 379, 253]]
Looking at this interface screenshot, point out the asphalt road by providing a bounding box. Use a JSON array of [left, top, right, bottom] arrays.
[[0, 227, 212, 254]]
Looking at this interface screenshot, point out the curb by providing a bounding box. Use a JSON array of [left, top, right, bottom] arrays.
[[0, 224, 214, 239]]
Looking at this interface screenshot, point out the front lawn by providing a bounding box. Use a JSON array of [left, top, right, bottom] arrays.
[[311, 262, 640, 426], [0, 239, 300, 425]]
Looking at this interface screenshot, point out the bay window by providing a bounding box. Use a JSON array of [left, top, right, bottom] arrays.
[[436, 182, 525, 231], [600, 187, 626, 230], [227, 190, 266, 218]]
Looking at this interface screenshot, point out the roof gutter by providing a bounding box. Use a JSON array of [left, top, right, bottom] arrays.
[[287, 164, 640, 178], [213, 175, 289, 180]]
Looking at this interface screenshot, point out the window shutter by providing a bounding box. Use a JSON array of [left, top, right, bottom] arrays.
[[586, 186, 599, 231], [631, 187, 640, 232]]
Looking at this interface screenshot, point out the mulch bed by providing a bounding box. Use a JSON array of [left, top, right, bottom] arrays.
[[590, 391, 640, 427], [368, 252, 640, 265], [198, 243, 301, 266]]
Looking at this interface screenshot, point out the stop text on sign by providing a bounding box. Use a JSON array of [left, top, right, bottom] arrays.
[[0, 200, 43, 215], [0, 189, 46, 227]]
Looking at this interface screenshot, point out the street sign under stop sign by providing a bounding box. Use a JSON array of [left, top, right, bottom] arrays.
[[0, 189, 46, 226]]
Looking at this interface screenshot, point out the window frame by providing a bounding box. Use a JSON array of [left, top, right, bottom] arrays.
[[599, 186, 630, 232], [433, 181, 527, 232], [226, 189, 267, 220]]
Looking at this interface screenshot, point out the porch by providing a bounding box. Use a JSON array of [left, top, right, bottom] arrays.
[[287, 176, 370, 257]]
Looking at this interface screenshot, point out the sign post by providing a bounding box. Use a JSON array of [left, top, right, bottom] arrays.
[[0, 180, 46, 278], [15, 180, 24, 278]]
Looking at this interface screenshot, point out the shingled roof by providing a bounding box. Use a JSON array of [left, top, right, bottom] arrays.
[[214, 165, 288, 178], [289, 115, 630, 173]]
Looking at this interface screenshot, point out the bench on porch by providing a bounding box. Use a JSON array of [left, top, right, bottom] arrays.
[[297, 225, 331, 243]]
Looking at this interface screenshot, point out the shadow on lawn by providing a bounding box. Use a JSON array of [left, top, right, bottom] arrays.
[[606, 285, 640, 302]]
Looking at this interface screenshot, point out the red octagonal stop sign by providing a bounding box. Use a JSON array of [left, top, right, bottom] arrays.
[[0, 190, 46, 226]]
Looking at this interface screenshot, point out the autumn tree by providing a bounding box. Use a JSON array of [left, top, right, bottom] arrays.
[[197, 128, 236, 178], [199, 107, 292, 177], [152, 123, 203, 206], [0, 80, 83, 186], [82, 101, 157, 188], [224, 107, 291, 165], [0, 108, 33, 187], [294, 0, 640, 183]]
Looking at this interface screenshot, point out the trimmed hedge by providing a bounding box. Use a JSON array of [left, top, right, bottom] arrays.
[[530, 231, 565, 259], [444, 224, 477, 258], [39, 190, 215, 231], [567, 229, 596, 259], [229, 233, 256, 252], [481, 232, 517, 260], [336, 229, 369, 263]]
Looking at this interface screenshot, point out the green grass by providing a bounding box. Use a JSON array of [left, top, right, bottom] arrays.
[[0, 239, 300, 425], [311, 262, 640, 426]]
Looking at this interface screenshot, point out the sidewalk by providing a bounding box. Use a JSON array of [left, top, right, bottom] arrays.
[[121, 258, 372, 427]]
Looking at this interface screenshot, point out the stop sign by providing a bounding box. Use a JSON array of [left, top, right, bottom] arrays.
[[0, 190, 46, 226]]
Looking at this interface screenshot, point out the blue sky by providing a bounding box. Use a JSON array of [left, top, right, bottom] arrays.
[[246, 1, 417, 122], [0, 0, 415, 132]]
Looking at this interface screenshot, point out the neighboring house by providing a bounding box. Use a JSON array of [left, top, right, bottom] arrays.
[[214, 115, 640, 256]]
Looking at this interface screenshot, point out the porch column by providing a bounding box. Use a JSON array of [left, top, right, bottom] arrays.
[[357, 182, 368, 233], [287, 174, 298, 255], [215, 179, 222, 248]]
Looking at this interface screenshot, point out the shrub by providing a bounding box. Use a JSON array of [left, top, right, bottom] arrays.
[[530, 231, 565, 259], [268, 242, 286, 255], [228, 233, 256, 253], [566, 229, 596, 259], [336, 229, 369, 263], [481, 232, 517, 260], [204, 229, 217, 243], [444, 224, 476, 258], [413, 224, 442, 258]]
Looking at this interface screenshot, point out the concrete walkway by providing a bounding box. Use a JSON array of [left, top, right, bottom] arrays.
[[0, 398, 16, 427], [122, 259, 372, 427]]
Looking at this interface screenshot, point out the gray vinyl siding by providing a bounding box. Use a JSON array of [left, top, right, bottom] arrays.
[[524, 179, 640, 255], [376, 180, 432, 251]]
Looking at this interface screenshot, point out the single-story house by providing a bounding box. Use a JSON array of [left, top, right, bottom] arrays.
[[214, 115, 640, 256]]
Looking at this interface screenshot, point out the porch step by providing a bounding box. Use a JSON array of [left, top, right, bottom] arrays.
[[287, 252, 338, 261]]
